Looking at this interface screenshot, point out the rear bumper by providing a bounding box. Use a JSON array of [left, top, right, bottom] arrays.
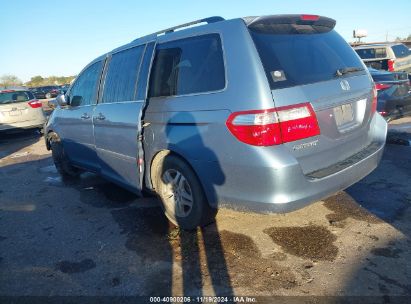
[[194, 114, 387, 212], [0, 120, 46, 132]]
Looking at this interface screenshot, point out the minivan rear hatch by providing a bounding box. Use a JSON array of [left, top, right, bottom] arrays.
[[246, 15, 376, 175]]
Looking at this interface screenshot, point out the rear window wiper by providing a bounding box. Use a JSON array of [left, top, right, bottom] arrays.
[[335, 67, 364, 77]]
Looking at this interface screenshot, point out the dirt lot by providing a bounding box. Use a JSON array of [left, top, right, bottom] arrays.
[[1, 118, 411, 300]]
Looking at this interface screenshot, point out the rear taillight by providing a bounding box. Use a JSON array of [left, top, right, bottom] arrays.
[[375, 83, 392, 91], [28, 100, 42, 108], [226, 103, 320, 146], [388, 59, 395, 72], [371, 86, 378, 115]]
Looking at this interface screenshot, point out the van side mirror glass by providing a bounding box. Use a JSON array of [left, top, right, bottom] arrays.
[[56, 94, 68, 107], [71, 95, 83, 107]]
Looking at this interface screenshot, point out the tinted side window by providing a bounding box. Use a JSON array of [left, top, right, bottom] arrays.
[[391, 44, 411, 58], [70, 61, 103, 107], [148, 34, 225, 98], [102, 45, 145, 103]]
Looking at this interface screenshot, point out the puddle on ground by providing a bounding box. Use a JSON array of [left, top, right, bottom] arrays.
[[264, 225, 338, 261], [111, 206, 297, 293], [188, 228, 297, 292], [55, 258, 96, 273], [323, 192, 382, 228]]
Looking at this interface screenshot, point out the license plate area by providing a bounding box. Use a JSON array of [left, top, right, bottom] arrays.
[[334, 103, 354, 127], [9, 110, 22, 117]]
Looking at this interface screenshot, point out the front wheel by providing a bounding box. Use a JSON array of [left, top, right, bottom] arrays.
[[154, 154, 216, 230], [49, 134, 79, 177]]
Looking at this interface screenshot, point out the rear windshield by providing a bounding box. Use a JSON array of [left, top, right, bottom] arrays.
[[250, 30, 364, 90], [355, 47, 387, 59], [0, 91, 34, 104], [391, 44, 411, 58]]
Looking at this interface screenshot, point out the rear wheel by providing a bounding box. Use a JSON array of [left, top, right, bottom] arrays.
[[49, 134, 79, 177], [154, 154, 216, 230]]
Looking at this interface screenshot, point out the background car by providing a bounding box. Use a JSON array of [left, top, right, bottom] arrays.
[[58, 84, 70, 95], [29, 87, 46, 99], [0, 89, 46, 132], [30, 86, 60, 99], [354, 43, 411, 74], [369, 67, 411, 121]]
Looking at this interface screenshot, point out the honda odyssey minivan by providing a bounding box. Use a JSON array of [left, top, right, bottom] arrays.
[[45, 15, 387, 229]]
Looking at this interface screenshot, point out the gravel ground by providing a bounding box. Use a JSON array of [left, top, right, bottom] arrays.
[[0, 118, 411, 300]]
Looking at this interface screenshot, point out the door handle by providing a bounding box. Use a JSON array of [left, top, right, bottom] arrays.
[[80, 113, 90, 119], [96, 113, 106, 120]]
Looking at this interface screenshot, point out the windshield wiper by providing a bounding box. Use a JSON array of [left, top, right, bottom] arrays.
[[335, 67, 364, 77]]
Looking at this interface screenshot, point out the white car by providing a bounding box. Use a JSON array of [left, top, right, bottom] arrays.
[[354, 43, 411, 74], [0, 89, 46, 132]]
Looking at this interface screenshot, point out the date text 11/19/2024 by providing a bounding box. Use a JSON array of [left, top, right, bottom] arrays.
[[149, 296, 257, 303]]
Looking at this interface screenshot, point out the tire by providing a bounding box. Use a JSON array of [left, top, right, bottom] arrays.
[[49, 134, 79, 177], [154, 154, 216, 230], [45, 93, 51, 99]]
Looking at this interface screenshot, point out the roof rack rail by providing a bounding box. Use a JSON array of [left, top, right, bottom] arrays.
[[135, 16, 225, 42]]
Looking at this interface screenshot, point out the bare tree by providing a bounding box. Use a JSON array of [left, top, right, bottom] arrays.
[[0, 74, 23, 88]]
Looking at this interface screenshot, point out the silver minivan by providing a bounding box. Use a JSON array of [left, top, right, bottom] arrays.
[[45, 15, 387, 229]]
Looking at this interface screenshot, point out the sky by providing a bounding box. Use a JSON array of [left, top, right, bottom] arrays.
[[1, 0, 411, 83]]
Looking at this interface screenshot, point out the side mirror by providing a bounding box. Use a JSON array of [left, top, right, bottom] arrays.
[[71, 95, 83, 107], [56, 94, 68, 107]]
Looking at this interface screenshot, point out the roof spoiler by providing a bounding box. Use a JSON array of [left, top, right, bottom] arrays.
[[244, 14, 336, 34]]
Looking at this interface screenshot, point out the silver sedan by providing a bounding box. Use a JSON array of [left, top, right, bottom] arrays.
[[0, 90, 46, 132]]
